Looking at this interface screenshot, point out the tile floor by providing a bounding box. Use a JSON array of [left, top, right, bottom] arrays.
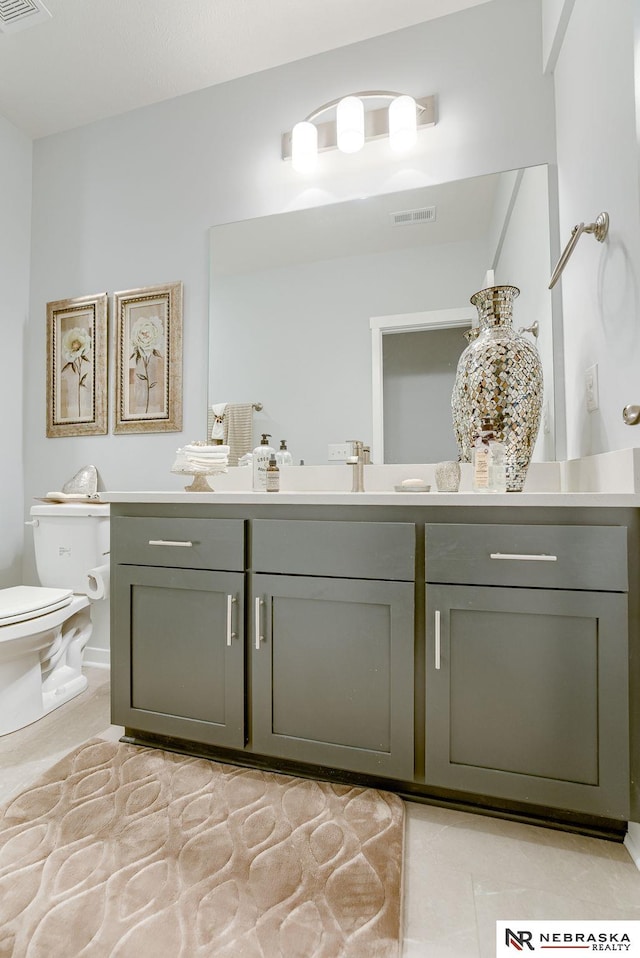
[[1, 666, 639, 957]]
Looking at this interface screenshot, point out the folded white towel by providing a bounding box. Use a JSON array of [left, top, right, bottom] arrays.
[[183, 443, 230, 455], [185, 449, 228, 459], [186, 458, 228, 468], [171, 451, 190, 471], [173, 442, 229, 476], [186, 457, 228, 469], [172, 459, 228, 474]]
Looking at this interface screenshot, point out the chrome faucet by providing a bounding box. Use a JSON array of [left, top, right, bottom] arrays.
[[346, 440, 365, 492]]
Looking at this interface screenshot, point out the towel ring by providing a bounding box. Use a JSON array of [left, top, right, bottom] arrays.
[[548, 212, 609, 289]]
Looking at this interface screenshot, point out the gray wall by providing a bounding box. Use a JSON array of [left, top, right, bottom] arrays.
[[23, 0, 555, 577], [383, 327, 464, 464], [0, 115, 31, 587]]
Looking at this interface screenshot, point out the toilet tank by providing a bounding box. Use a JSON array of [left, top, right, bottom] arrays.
[[30, 504, 110, 593]]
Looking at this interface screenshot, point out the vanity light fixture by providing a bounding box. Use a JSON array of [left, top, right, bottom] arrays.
[[388, 94, 419, 152], [336, 95, 365, 154], [283, 92, 436, 172]]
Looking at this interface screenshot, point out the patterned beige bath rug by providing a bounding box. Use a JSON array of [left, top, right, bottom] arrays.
[[0, 739, 404, 957]]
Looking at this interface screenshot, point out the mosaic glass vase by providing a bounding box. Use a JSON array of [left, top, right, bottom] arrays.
[[451, 326, 479, 463], [452, 285, 543, 492]]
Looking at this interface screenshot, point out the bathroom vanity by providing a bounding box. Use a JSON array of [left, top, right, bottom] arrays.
[[108, 491, 640, 837]]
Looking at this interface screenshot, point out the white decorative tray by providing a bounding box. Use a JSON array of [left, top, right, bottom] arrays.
[[171, 462, 228, 492], [393, 484, 431, 493]]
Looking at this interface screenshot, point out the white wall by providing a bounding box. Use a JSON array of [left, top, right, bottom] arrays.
[[23, 0, 554, 578], [213, 237, 485, 464], [541, 0, 576, 72], [0, 115, 31, 587], [494, 165, 555, 461], [552, 0, 640, 460], [547, 0, 640, 831]]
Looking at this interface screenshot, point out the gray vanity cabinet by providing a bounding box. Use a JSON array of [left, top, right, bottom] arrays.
[[111, 517, 246, 748], [249, 519, 416, 779], [108, 503, 637, 833], [424, 523, 630, 819]]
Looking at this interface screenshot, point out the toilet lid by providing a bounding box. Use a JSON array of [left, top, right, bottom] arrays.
[[0, 586, 74, 625]]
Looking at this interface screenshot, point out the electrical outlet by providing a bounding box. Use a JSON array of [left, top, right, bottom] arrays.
[[327, 442, 352, 461], [585, 364, 599, 412]]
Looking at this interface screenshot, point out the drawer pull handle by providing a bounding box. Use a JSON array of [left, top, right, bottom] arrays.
[[434, 610, 441, 671], [226, 594, 237, 647], [255, 597, 265, 651], [489, 552, 558, 562], [148, 539, 194, 548]]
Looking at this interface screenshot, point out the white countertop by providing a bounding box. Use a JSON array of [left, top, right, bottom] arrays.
[[103, 490, 640, 507], [101, 451, 640, 507]]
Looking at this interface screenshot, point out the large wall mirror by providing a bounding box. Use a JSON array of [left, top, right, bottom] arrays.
[[209, 164, 561, 465]]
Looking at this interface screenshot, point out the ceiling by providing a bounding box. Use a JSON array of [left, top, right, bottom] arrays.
[[0, 0, 493, 140]]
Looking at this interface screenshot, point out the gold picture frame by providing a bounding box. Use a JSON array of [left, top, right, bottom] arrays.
[[46, 293, 108, 438], [114, 281, 183, 434]]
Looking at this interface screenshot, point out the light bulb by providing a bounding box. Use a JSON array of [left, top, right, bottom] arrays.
[[291, 121, 318, 173], [388, 95, 417, 153], [336, 96, 365, 154]]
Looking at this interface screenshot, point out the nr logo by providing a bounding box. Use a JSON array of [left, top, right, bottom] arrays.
[[505, 928, 535, 951]]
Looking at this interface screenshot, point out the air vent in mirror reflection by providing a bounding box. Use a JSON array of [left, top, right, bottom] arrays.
[[390, 206, 436, 227], [0, 0, 52, 33]]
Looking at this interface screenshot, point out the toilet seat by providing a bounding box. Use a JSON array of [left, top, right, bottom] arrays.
[[0, 594, 89, 648], [0, 586, 73, 626]]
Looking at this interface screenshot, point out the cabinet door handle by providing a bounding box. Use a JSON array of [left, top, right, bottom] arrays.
[[226, 594, 237, 647], [255, 597, 264, 650], [148, 539, 193, 548], [434, 610, 441, 670], [489, 552, 557, 562]]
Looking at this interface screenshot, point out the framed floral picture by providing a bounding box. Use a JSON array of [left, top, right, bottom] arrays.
[[114, 281, 183, 434], [46, 293, 108, 438]]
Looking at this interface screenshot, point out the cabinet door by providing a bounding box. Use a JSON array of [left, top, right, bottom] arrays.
[[425, 585, 629, 819], [112, 565, 245, 748], [251, 573, 414, 779]]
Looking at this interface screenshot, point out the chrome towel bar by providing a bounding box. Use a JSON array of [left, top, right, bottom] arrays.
[[548, 212, 609, 289]]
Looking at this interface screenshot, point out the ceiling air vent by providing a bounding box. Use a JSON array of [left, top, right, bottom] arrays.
[[390, 206, 437, 227], [0, 0, 51, 34]]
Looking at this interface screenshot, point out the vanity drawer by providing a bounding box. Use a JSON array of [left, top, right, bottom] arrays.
[[425, 523, 627, 592], [251, 519, 415, 581], [112, 517, 245, 571]]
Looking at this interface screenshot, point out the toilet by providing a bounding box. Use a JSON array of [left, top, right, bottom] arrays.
[[0, 502, 110, 736]]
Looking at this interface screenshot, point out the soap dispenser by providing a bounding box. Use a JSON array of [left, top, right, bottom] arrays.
[[276, 439, 293, 467], [252, 434, 275, 491], [266, 454, 280, 492]]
